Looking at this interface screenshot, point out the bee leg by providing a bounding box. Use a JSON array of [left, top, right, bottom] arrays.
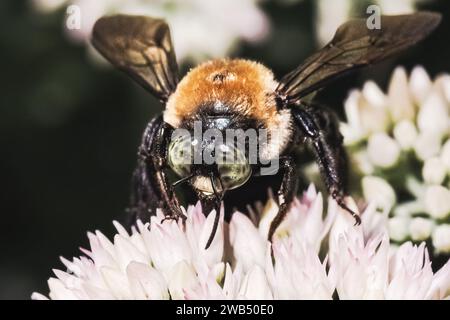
[[128, 115, 185, 225], [290, 104, 361, 225], [268, 156, 298, 241]]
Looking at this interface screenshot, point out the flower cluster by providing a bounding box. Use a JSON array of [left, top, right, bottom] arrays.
[[315, 0, 418, 45], [340, 66, 450, 254], [32, 0, 269, 63], [32, 185, 450, 300]]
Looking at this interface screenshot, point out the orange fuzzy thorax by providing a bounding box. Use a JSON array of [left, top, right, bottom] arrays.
[[164, 59, 279, 128]]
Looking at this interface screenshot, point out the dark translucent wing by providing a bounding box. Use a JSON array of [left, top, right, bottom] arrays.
[[92, 15, 179, 102], [277, 12, 441, 105]]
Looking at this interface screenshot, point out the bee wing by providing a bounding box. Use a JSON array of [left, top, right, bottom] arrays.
[[92, 15, 179, 102], [276, 12, 441, 105]]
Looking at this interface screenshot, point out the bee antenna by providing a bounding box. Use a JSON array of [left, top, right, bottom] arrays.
[[172, 174, 194, 188]]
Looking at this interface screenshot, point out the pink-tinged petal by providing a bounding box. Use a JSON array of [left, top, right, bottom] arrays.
[[52, 269, 72, 284], [272, 238, 333, 300], [33, 182, 450, 300], [387, 242, 434, 299], [81, 282, 115, 300], [229, 211, 267, 272], [361, 202, 389, 241], [47, 278, 79, 300], [113, 234, 148, 272], [183, 264, 228, 300], [288, 192, 326, 252], [258, 197, 279, 239], [167, 260, 199, 300], [113, 220, 130, 238], [426, 259, 450, 299], [196, 207, 225, 267], [238, 265, 273, 299], [59, 256, 83, 277], [31, 292, 49, 300], [330, 213, 389, 300], [329, 199, 364, 261], [126, 262, 169, 300], [100, 266, 133, 299], [146, 222, 191, 275], [222, 263, 242, 299], [94, 230, 116, 258]]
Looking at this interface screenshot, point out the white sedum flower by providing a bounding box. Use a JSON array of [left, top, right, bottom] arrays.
[[362, 175, 396, 211], [341, 66, 450, 254], [386, 242, 445, 299], [432, 224, 450, 255], [330, 226, 390, 299], [422, 157, 447, 185], [424, 185, 450, 220], [414, 130, 442, 161], [409, 217, 434, 242], [343, 86, 390, 144], [417, 91, 449, 137], [32, 0, 269, 63], [387, 67, 416, 122], [393, 120, 418, 150], [367, 133, 401, 168], [388, 216, 410, 242], [32, 185, 450, 300], [409, 65, 433, 105]]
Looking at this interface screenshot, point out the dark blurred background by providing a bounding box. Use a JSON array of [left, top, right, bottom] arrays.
[[0, 0, 449, 299]]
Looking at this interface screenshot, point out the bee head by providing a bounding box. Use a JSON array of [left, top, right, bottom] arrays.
[[167, 117, 254, 194]]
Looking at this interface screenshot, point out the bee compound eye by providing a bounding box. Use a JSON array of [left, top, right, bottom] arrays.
[[217, 146, 251, 190], [168, 134, 193, 177]]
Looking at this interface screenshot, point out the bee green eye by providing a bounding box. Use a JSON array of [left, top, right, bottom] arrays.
[[217, 145, 252, 190], [168, 134, 193, 177]]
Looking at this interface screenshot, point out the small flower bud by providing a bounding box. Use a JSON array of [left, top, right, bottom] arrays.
[[433, 74, 450, 104], [393, 120, 418, 150], [352, 150, 374, 175], [362, 176, 396, 210], [422, 157, 447, 185], [393, 200, 424, 217], [409, 217, 433, 241], [368, 133, 400, 168], [424, 185, 450, 219], [344, 88, 389, 140], [414, 131, 442, 161], [441, 139, 450, 171], [362, 81, 387, 108], [389, 216, 410, 242], [432, 224, 450, 254], [417, 91, 449, 136], [388, 67, 415, 121], [409, 65, 432, 105]]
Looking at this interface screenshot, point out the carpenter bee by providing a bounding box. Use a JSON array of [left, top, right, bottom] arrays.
[[91, 12, 441, 248]]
